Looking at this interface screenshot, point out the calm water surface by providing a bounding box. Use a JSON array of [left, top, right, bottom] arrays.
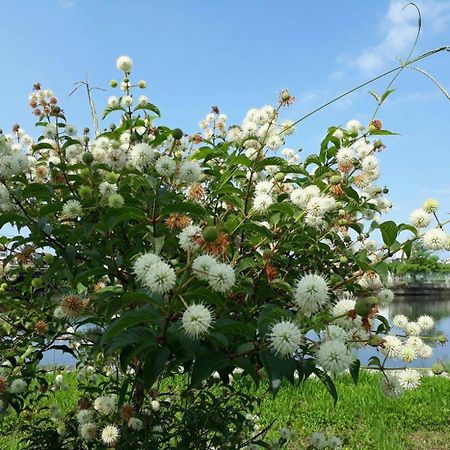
[[359, 293, 450, 367], [42, 294, 450, 367]]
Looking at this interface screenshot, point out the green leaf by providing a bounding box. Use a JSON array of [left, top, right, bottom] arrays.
[[372, 261, 389, 284], [190, 351, 231, 388], [101, 305, 159, 344], [143, 347, 170, 389], [313, 367, 338, 405], [349, 359, 360, 385], [380, 88, 396, 103], [259, 349, 297, 389], [368, 355, 382, 368], [268, 202, 294, 217], [133, 102, 161, 117], [32, 142, 56, 152], [369, 129, 399, 136], [102, 104, 125, 119], [257, 305, 290, 336], [160, 202, 206, 218], [379, 221, 398, 247]]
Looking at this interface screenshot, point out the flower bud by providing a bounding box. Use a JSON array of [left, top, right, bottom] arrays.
[[172, 128, 184, 140], [82, 152, 94, 165], [368, 335, 383, 347], [432, 363, 445, 375], [110, 79, 118, 88], [202, 226, 218, 243], [354, 298, 372, 316], [329, 174, 341, 185]]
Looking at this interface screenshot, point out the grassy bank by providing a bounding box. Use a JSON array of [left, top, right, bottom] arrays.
[[1, 372, 449, 450]]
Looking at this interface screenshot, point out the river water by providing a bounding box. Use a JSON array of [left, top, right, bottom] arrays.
[[359, 293, 450, 367], [42, 294, 450, 367]]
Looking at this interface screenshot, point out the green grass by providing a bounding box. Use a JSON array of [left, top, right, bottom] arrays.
[[257, 372, 450, 449], [1, 371, 449, 449]]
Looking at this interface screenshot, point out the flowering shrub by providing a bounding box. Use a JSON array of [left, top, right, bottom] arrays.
[[0, 54, 448, 449]]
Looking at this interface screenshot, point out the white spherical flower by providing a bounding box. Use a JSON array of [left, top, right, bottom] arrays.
[[396, 369, 422, 390], [405, 321, 422, 336], [377, 288, 394, 305], [346, 119, 362, 132], [253, 193, 274, 213], [279, 427, 292, 440], [155, 155, 176, 177], [322, 325, 347, 342], [181, 303, 214, 339], [178, 225, 202, 252], [107, 96, 119, 108], [336, 147, 354, 164], [178, 160, 203, 183], [9, 378, 27, 394], [192, 254, 218, 280], [132, 252, 161, 281], [380, 373, 404, 398], [304, 213, 326, 230], [361, 155, 379, 172], [332, 295, 356, 329], [327, 436, 343, 449], [80, 422, 97, 442], [417, 343, 433, 358], [422, 198, 439, 213], [144, 261, 176, 294], [207, 263, 235, 293], [54, 374, 64, 386], [316, 339, 354, 375], [76, 409, 93, 424], [130, 143, 154, 170], [380, 335, 402, 358], [310, 432, 327, 449], [65, 124, 77, 137], [417, 315, 434, 331], [294, 274, 329, 316], [410, 209, 431, 228], [392, 314, 409, 330], [128, 417, 144, 431], [54, 306, 64, 319], [266, 134, 283, 150], [254, 180, 273, 195], [150, 400, 160, 411], [101, 424, 120, 446], [267, 320, 303, 358], [99, 181, 118, 197], [332, 128, 344, 140], [116, 55, 133, 72], [422, 228, 447, 250], [121, 95, 134, 108], [62, 200, 82, 219], [94, 395, 117, 415], [400, 345, 417, 363], [280, 120, 295, 135], [290, 185, 320, 208]]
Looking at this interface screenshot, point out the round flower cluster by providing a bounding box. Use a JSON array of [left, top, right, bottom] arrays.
[[409, 198, 449, 250], [132, 252, 176, 294], [191, 254, 235, 293], [294, 273, 329, 316]]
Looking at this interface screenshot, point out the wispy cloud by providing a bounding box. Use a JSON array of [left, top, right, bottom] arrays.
[[354, 0, 450, 74], [58, 0, 75, 9]]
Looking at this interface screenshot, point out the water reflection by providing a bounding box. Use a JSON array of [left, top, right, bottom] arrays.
[[42, 295, 450, 368], [360, 294, 450, 367]]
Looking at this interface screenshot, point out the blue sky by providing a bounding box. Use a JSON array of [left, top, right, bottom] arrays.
[[1, 0, 449, 229]]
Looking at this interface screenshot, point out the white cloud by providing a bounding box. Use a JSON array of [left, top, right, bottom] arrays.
[[355, 0, 450, 74], [58, 0, 75, 8]]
